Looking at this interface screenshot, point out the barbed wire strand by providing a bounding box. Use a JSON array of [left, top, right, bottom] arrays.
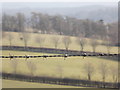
[[0, 53, 119, 60]]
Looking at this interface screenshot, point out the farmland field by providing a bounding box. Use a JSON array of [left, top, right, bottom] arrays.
[[2, 79, 83, 88], [1, 2, 119, 88], [1, 32, 118, 54], [1, 32, 118, 88], [2, 50, 118, 82]]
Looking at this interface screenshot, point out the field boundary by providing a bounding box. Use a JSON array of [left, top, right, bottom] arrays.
[[1, 72, 119, 89], [1, 46, 118, 55], [1, 46, 91, 54], [1, 46, 118, 61]]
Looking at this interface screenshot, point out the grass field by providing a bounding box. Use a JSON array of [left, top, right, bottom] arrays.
[[2, 79, 83, 88], [1, 32, 118, 88], [2, 80, 114, 89], [2, 50, 118, 83], [1, 32, 118, 54]]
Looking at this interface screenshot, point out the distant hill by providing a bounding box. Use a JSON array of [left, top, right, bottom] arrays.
[[2, 4, 118, 23]]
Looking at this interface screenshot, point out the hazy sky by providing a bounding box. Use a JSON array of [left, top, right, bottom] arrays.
[[2, 2, 118, 9], [0, 0, 119, 2]]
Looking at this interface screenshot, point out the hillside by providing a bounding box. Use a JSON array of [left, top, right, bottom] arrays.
[[2, 2, 118, 22], [2, 50, 118, 82], [2, 32, 118, 88], [1, 2, 119, 89], [1, 31, 118, 54]]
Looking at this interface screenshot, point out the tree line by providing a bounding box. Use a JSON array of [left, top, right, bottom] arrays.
[[1, 32, 115, 54], [10, 59, 118, 84], [2, 12, 118, 46]]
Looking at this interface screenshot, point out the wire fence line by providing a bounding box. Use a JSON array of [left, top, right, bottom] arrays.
[[1, 45, 119, 55], [1, 72, 119, 88], [1, 46, 119, 59], [0, 53, 119, 59]]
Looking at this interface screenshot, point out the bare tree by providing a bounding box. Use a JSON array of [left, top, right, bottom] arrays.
[[26, 61, 37, 76], [22, 32, 30, 48], [105, 36, 112, 54], [99, 62, 108, 83], [1, 31, 6, 39], [91, 40, 99, 53], [90, 36, 99, 53], [17, 13, 25, 32], [17, 13, 30, 48], [83, 62, 94, 81], [51, 36, 60, 49], [106, 23, 118, 46], [6, 16, 15, 46], [11, 59, 18, 74], [0, 31, 6, 41], [56, 64, 63, 78], [51, 15, 64, 35], [35, 36, 45, 47], [8, 32, 13, 46], [76, 34, 87, 52], [110, 66, 118, 83], [62, 36, 71, 51]]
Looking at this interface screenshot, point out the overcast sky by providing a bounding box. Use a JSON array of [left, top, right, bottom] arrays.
[[2, 2, 118, 9], [0, 0, 119, 2]]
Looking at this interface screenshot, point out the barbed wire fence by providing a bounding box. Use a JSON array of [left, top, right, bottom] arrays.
[[1, 46, 119, 60], [0, 53, 119, 60], [1, 46, 119, 88]]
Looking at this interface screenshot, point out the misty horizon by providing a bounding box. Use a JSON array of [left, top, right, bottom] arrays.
[[2, 2, 117, 9]]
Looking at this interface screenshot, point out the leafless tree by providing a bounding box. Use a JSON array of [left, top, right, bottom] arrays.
[[17, 13, 30, 48], [22, 32, 30, 48], [51, 36, 60, 49], [8, 32, 13, 46], [99, 62, 108, 83], [26, 61, 37, 76], [83, 62, 94, 81], [56, 64, 63, 78], [35, 36, 45, 47], [106, 23, 118, 46], [91, 40, 99, 53], [17, 13, 25, 32], [0, 31, 6, 39], [62, 36, 71, 51], [11, 59, 18, 74], [90, 35, 99, 53], [76, 34, 87, 52], [105, 36, 112, 54], [6, 15, 15, 46], [110, 66, 118, 83], [0, 31, 6, 43]]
